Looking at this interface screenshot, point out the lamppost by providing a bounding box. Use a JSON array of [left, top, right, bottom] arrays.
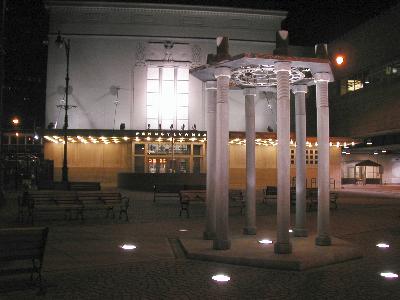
[[55, 31, 71, 185]]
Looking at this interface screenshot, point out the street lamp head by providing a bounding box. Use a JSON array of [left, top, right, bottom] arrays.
[[12, 117, 19, 125], [55, 31, 64, 49]]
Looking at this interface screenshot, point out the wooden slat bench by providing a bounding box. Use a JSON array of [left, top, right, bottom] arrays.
[[26, 191, 81, 224], [262, 186, 277, 204], [179, 189, 246, 218], [77, 192, 130, 221], [0, 227, 49, 293], [179, 190, 206, 218], [229, 189, 245, 215], [153, 184, 184, 203], [22, 191, 130, 223], [306, 188, 338, 211], [69, 182, 101, 191]]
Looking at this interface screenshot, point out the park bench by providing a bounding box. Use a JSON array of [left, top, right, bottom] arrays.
[[22, 191, 130, 223], [228, 189, 245, 215], [77, 192, 130, 221], [153, 184, 184, 203], [179, 189, 245, 218], [179, 190, 206, 217], [306, 188, 338, 211], [25, 191, 81, 224], [262, 186, 277, 204], [0, 227, 49, 293], [69, 181, 101, 191]]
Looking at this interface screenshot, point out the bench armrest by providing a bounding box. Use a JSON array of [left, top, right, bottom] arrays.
[[121, 196, 130, 208]]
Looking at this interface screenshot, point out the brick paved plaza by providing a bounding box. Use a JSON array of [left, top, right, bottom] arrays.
[[1, 188, 400, 299]]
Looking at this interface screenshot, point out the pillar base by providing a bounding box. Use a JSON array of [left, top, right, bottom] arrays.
[[213, 239, 231, 250], [293, 228, 308, 237], [274, 242, 292, 254], [203, 231, 216, 240], [315, 235, 332, 246], [243, 227, 257, 235]]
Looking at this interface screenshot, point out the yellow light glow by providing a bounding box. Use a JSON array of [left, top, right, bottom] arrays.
[[335, 55, 344, 65]]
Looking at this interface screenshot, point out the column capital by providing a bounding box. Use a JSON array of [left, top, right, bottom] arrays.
[[274, 61, 291, 72], [214, 67, 231, 79], [292, 85, 308, 94], [314, 72, 330, 82], [243, 87, 257, 96], [206, 81, 217, 90]]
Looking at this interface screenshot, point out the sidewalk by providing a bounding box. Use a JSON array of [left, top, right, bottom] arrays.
[[0, 189, 400, 299]]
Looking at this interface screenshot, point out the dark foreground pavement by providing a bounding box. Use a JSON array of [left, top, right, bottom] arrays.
[[0, 189, 400, 299]]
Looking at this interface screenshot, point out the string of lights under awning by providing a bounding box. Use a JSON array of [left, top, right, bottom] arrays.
[[43, 130, 357, 147]]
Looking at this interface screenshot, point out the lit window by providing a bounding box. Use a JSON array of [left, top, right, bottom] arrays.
[[347, 80, 363, 92], [146, 67, 189, 130]]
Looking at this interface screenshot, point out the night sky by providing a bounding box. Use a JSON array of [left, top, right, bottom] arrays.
[[1, 0, 398, 129]]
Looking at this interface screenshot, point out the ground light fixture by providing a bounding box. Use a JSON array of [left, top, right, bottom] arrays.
[[380, 272, 398, 279], [120, 244, 137, 250], [376, 243, 390, 248], [178, 229, 188, 232], [258, 239, 273, 244], [212, 274, 230, 282]]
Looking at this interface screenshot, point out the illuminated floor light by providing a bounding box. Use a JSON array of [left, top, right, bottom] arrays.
[[178, 229, 188, 232], [380, 272, 398, 279], [120, 244, 136, 250], [258, 239, 273, 244], [376, 243, 390, 248], [212, 274, 230, 282]]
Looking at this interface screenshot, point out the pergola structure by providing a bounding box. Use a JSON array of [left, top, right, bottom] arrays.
[[191, 32, 334, 254]]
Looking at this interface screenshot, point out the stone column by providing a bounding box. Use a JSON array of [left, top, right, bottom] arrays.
[[292, 85, 308, 237], [243, 88, 257, 235], [274, 61, 292, 254], [213, 67, 231, 250], [204, 81, 217, 240], [314, 72, 332, 246]]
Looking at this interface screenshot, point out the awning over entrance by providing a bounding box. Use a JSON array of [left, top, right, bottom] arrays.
[[355, 160, 381, 167]]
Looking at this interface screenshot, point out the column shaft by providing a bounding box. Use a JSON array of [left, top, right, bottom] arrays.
[[213, 67, 231, 250], [315, 73, 331, 246], [274, 61, 292, 254], [244, 88, 257, 235], [204, 81, 217, 240], [293, 86, 308, 237]]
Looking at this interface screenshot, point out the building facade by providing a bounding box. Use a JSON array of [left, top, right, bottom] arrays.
[[44, 1, 349, 187], [329, 2, 400, 184]]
